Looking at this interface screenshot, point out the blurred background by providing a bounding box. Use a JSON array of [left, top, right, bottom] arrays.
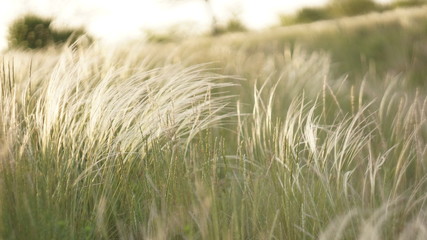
[[0, 0, 400, 50], [2, 0, 427, 85]]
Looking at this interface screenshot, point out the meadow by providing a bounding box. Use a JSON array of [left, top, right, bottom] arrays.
[[1, 6, 427, 239]]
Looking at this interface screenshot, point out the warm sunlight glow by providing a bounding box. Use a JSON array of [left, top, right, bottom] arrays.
[[1, 0, 426, 238], [0, 0, 393, 49]]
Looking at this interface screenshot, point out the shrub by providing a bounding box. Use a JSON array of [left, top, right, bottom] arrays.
[[391, 0, 427, 7], [8, 14, 53, 49], [279, 0, 380, 26], [212, 18, 247, 36], [295, 7, 332, 23], [8, 14, 90, 50], [52, 28, 87, 45], [329, 0, 380, 17], [224, 18, 247, 32], [279, 15, 297, 26]]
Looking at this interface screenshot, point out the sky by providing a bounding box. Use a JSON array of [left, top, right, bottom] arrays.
[[0, 0, 392, 50]]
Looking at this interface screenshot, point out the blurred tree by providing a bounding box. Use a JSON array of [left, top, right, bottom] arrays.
[[8, 14, 90, 50], [8, 14, 53, 49]]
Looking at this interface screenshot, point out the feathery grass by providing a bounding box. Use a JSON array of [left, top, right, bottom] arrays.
[[1, 9, 427, 238]]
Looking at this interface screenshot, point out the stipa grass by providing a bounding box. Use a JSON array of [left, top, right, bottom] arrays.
[[241, 76, 427, 239], [0, 41, 427, 239], [0, 48, 235, 239], [1, 49, 235, 158]]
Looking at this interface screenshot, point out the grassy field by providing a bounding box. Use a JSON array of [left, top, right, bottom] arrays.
[[1, 6, 427, 240]]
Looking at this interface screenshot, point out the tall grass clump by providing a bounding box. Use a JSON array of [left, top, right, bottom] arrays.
[[241, 73, 427, 239], [0, 46, 235, 239]]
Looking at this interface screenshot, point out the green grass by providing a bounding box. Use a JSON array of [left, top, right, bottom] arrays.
[[1, 8, 427, 239]]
